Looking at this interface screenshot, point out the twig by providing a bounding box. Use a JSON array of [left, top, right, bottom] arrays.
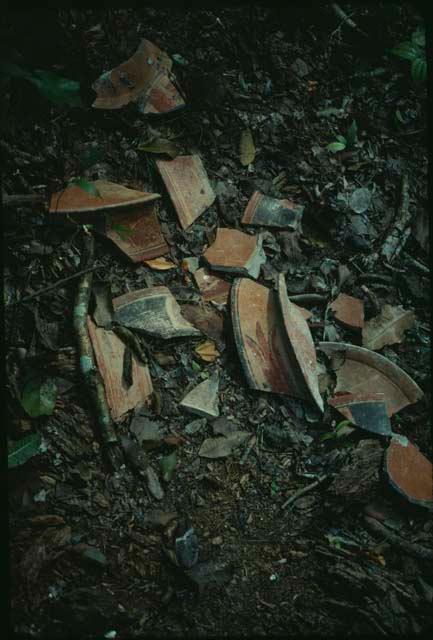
[[2, 193, 45, 207], [282, 474, 328, 510], [73, 231, 120, 467], [8, 265, 101, 307], [112, 324, 149, 364], [381, 174, 411, 263], [240, 435, 257, 466], [357, 273, 394, 285], [360, 285, 380, 315], [331, 3, 367, 36], [364, 516, 433, 561], [288, 294, 328, 305]]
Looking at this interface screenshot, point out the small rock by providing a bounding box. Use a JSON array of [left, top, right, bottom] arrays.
[[291, 58, 309, 78], [211, 536, 223, 546]]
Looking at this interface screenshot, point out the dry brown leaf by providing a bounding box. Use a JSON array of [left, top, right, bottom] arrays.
[[138, 138, 180, 159], [239, 129, 255, 166], [198, 432, 250, 458], [143, 257, 176, 270], [195, 339, 220, 362], [362, 305, 416, 351]]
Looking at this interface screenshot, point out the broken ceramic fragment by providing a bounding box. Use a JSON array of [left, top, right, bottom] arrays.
[[180, 373, 219, 419], [231, 277, 322, 406], [49, 181, 168, 262], [328, 392, 392, 436], [241, 191, 303, 230], [156, 155, 215, 229], [180, 303, 225, 349], [203, 228, 266, 279], [113, 287, 201, 340], [385, 434, 433, 510], [362, 305, 416, 351], [329, 293, 364, 329], [92, 39, 185, 114], [193, 268, 231, 305], [277, 274, 324, 411], [318, 342, 423, 417], [50, 180, 160, 215], [87, 317, 153, 421]]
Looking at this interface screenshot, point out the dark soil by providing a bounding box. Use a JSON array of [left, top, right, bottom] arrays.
[[4, 6, 431, 638]]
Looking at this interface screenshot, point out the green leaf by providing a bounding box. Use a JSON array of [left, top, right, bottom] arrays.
[[20, 377, 58, 417], [8, 433, 42, 469], [110, 223, 135, 241], [395, 109, 406, 124], [336, 135, 347, 144], [29, 69, 83, 106], [69, 178, 102, 198], [411, 58, 427, 82], [412, 27, 425, 48], [346, 120, 358, 147], [160, 451, 177, 483], [138, 138, 180, 159], [320, 431, 336, 442], [327, 142, 346, 153], [336, 419, 353, 431], [390, 42, 419, 61]]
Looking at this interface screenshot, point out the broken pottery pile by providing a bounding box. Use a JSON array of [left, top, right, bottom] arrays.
[[48, 37, 429, 519]]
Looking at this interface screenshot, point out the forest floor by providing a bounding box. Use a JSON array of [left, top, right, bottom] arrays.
[[4, 5, 432, 638]]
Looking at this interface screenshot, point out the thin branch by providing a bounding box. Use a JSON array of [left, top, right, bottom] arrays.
[[364, 516, 433, 561], [8, 265, 101, 307], [381, 174, 411, 263], [282, 474, 329, 510]]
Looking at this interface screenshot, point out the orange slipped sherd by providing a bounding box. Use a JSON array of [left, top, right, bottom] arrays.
[[87, 317, 153, 421], [329, 293, 364, 329], [385, 435, 433, 510], [194, 268, 231, 305], [156, 155, 215, 230], [203, 228, 266, 279], [242, 191, 303, 230]]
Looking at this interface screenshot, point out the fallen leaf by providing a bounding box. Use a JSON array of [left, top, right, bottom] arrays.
[[195, 340, 220, 362], [362, 305, 416, 351], [239, 129, 255, 166], [143, 257, 177, 270], [20, 377, 58, 418], [145, 466, 164, 500], [138, 138, 180, 159], [8, 433, 42, 469], [199, 431, 249, 459], [160, 450, 177, 482]]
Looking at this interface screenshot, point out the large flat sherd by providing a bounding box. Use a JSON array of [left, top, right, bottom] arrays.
[[92, 39, 185, 115], [277, 274, 323, 411], [156, 155, 215, 229], [329, 293, 364, 329], [50, 180, 160, 216], [231, 277, 317, 402], [318, 342, 423, 417], [203, 228, 266, 279], [328, 392, 392, 436], [385, 435, 433, 510], [113, 287, 201, 339], [193, 268, 231, 305], [87, 317, 153, 421], [180, 373, 219, 419], [241, 191, 303, 230]]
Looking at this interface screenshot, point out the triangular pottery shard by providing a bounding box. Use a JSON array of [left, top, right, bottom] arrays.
[[87, 317, 153, 421], [180, 373, 219, 419], [318, 342, 423, 417], [49, 181, 168, 262], [193, 268, 231, 305], [328, 392, 392, 436], [385, 434, 433, 510], [362, 304, 416, 351], [329, 293, 364, 329], [50, 180, 160, 215], [241, 191, 304, 231], [231, 277, 319, 404], [277, 274, 324, 411], [92, 39, 185, 114], [156, 155, 215, 230], [203, 228, 266, 279], [113, 287, 201, 340]]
